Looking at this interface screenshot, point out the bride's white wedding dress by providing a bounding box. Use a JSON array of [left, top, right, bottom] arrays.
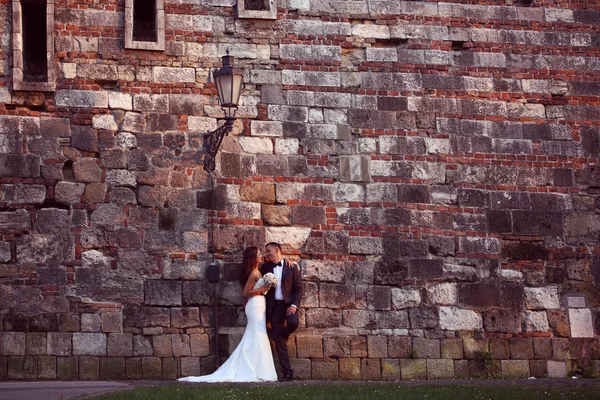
[[179, 278, 277, 382]]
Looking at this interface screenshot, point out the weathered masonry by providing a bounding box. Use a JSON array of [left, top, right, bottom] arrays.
[[0, 0, 600, 381]]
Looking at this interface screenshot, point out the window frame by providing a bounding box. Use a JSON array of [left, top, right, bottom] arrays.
[[12, 0, 56, 92], [125, 0, 165, 51], [237, 0, 277, 20]]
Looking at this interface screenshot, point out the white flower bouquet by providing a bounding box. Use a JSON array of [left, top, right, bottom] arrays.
[[263, 272, 278, 286], [260, 272, 278, 295]]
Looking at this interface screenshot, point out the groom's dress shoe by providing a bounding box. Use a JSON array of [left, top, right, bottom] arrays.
[[279, 374, 293, 382]]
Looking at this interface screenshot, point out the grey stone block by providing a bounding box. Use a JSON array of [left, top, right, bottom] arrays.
[[280, 44, 341, 61], [56, 356, 78, 380], [55, 90, 108, 108], [145, 280, 182, 306], [16, 234, 62, 266], [7, 356, 37, 379], [349, 236, 382, 255], [0, 241, 11, 263], [427, 359, 455, 379], [501, 360, 530, 378], [1, 185, 46, 204], [35, 209, 69, 234], [72, 333, 107, 356], [0, 154, 41, 178], [91, 204, 125, 227], [409, 259, 443, 280], [123, 306, 170, 328], [401, 359, 426, 380], [306, 308, 342, 328], [339, 155, 371, 183], [110, 187, 137, 204], [376, 310, 408, 329], [348, 110, 396, 129], [102, 312, 123, 333], [306, 72, 341, 88], [121, 112, 145, 133], [0, 210, 30, 232], [71, 125, 99, 152], [81, 314, 102, 332], [460, 283, 523, 309], [133, 335, 154, 357], [168, 94, 203, 115], [54, 182, 85, 204], [108, 333, 133, 356], [320, 283, 356, 309], [268, 105, 308, 122], [512, 211, 563, 236], [133, 94, 169, 113], [509, 338, 534, 359], [365, 48, 397, 62], [47, 333, 72, 356], [0, 333, 25, 356]]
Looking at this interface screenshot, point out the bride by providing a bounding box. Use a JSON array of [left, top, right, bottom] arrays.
[[179, 246, 278, 382]]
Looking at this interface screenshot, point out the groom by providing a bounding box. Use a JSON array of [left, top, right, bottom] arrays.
[[263, 242, 303, 381]]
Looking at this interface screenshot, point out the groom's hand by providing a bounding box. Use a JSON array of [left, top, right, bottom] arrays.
[[286, 305, 297, 316]]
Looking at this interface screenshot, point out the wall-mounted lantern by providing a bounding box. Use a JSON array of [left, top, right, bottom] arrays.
[[203, 49, 244, 172]]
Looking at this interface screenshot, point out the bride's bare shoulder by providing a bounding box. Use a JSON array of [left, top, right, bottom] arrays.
[[249, 269, 262, 279]]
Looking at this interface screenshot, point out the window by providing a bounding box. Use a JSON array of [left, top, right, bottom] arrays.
[[133, 0, 156, 42], [245, 0, 269, 10], [238, 0, 277, 19], [12, 0, 56, 91], [125, 0, 165, 51]]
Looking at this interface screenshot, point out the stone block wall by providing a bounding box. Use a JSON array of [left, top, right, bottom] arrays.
[[0, 0, 599, 380]]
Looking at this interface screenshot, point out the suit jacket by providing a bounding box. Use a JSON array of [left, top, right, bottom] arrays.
[[263, 258, 303, 320]]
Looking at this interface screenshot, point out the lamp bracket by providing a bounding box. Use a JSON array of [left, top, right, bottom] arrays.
[[202, 117, 235, 172]]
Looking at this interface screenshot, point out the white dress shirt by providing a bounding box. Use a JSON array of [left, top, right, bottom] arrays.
[[273, 261, 284, 300]]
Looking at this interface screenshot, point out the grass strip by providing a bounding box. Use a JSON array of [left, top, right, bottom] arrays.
[[92, 382, 600, 400]]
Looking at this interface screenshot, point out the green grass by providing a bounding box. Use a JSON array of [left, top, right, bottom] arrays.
[[92, 382, 600, 400]]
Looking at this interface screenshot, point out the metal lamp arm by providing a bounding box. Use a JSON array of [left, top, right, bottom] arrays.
[[202, 117, 235, 172]]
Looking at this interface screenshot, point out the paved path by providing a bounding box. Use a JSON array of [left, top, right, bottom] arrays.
[[1, 379, 599, 400]]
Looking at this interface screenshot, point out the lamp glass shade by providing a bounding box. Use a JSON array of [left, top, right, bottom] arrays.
[[213, 58, 243, 118], [230, 73, 243, 106]]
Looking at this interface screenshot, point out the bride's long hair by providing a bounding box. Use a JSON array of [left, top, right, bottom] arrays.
[[240, 246, 260, 286]]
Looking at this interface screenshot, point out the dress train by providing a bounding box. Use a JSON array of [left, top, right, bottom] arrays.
[[178, 278, 277, 382]]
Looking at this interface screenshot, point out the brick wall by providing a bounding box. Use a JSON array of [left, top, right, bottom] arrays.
[[0, 0, 599, 380]]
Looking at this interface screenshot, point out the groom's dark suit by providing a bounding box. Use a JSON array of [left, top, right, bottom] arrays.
[[262, 258, 303, 378]]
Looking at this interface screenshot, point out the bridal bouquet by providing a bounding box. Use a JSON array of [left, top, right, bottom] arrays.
[[260, 272, 278, 295], [263, 272, 278, 286]]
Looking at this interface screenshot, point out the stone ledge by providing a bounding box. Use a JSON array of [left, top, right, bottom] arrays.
[[0, 345, 596, 380]]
